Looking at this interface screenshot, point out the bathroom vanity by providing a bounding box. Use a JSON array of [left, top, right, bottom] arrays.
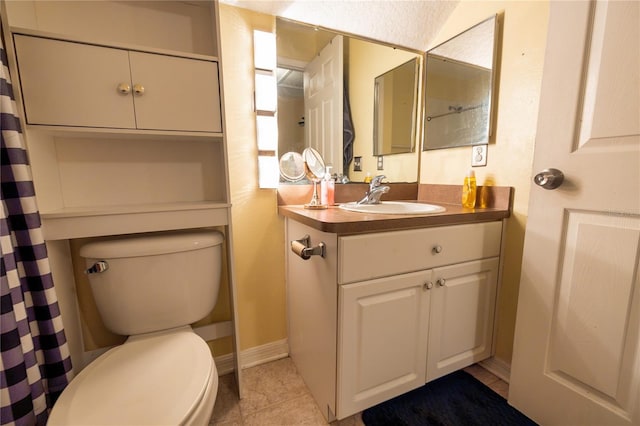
[[279, 185, 511, 421]]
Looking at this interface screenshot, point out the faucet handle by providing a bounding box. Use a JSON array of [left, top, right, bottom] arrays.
[[370, 175, 386, 188]]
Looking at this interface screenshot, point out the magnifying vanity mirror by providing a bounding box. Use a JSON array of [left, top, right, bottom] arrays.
[[302, 147, 327, 209], [277, 18, 422, 183], [279, 151, 306, 182], [423, 15, 499, 150]]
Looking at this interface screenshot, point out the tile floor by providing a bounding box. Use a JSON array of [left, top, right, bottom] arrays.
[[209, 357, 509, 425]]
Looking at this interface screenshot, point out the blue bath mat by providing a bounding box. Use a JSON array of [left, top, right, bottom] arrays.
[[362, 370, 537, 426]]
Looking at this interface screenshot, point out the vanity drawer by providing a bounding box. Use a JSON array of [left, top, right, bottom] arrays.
[[338, 221, 502, 284]]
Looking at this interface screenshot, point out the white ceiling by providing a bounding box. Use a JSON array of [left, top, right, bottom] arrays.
[[219, 0, 460, 51]]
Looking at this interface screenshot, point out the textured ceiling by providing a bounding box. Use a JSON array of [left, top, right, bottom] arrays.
[[220, 0, 460, 51]]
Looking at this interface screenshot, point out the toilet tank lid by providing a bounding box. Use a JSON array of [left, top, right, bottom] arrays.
[[80, 230, 224, 259]]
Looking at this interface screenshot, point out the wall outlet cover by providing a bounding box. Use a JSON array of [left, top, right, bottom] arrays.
[[354, 156, 362, 171], [471, 144, 488, 167]]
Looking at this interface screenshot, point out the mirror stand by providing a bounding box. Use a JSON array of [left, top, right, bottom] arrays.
[[303, 147, 328, 210], [304, 178, 326, 210]]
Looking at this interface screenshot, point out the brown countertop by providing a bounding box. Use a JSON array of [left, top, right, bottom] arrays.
[[279, 202, 510, 234], [277, 183, 513, 234]]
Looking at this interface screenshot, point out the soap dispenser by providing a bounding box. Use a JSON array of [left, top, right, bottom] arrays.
[[462, 169, 477, 208], [321, 166, 335, 206]]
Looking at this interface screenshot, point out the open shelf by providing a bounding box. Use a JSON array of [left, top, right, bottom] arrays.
[[41, 201, 231, 240]]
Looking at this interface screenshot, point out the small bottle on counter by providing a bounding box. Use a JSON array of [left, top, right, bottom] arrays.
[[321, 166, 335, 206], [462, 169, 477, 208], [364, 172, 373, 183]]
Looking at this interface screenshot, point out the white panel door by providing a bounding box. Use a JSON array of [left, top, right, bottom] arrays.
[[510, 1, 640, 425], [426, 257, 499, 382], [337, 270, 430, 418], [304, 35, 343, 175], [14, 35, 136, 128], [129, 52, 222, 132]]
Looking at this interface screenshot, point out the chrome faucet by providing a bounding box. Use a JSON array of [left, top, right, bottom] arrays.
[[358, 175, 390, 204]]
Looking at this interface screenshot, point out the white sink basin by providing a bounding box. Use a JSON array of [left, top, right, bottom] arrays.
[[339, 201, 446, 215]]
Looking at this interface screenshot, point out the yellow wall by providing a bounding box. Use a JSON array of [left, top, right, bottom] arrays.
[[219, 5, 287, 351], [420, 0, 549, 362]]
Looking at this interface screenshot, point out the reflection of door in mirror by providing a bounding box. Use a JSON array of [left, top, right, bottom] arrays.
[[276, 18, 421, 183], [373, 58, 419, 156], [304, 35, 344, 176], [423, 15, 498, 151]]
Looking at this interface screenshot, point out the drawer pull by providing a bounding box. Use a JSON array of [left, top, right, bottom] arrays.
[[291, 235, 326, 260], [423, 281, 433, 290], [432, 245, 443, 254], [436, 278, 446, 287]]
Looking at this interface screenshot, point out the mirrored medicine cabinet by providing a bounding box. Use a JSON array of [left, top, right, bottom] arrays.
[[423, 14, 499, 150]]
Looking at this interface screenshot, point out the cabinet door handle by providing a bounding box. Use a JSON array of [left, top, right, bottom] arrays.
[[133, 83, 145, 96], [436, 278, 446, 287], [117, 83, 131, 94], [423, 281, 433, 290], [432, 245, 442, 254]]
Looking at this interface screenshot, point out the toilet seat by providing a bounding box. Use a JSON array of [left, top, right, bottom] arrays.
[[48, 329, 215, 425]]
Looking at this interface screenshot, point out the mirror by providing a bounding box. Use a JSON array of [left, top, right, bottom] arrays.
[[277, 18, 421, 183], [279, 151, 306, 182], [373, 58, 419, 156], [423, 15, 498, 150], [302, 147, 327, 209]]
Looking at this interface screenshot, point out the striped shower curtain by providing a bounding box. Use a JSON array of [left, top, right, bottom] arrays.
[[1, 30, 73, 425]]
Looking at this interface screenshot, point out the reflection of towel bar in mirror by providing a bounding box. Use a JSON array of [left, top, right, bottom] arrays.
[[291, 235, 326, 260], [426, 104, 484, 121]]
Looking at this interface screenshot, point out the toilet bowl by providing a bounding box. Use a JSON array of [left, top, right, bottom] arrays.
[[48, 230, 224, 425]]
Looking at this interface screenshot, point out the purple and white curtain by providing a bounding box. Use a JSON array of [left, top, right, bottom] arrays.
[[1, 30, 73, 425]]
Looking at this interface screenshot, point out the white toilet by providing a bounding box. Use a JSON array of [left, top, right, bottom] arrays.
[[48, 229, 225, 425]]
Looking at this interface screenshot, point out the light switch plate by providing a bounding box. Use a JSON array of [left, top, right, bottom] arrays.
[[471, 144, 488, 167]]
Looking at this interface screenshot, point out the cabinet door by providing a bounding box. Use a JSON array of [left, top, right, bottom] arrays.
[[426, 257, 499, 382], [338, 270, 431, 418], [129, 52, 222, 132], [14, 35, 136, 128]]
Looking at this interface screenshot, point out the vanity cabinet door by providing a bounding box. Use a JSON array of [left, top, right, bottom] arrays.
[[426, 257, 500, 382], [337, 270, 431, 418], [14, 34, 136, 129]]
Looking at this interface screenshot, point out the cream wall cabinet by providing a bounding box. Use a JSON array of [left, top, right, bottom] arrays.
[[286, 219, 502, 421], [13, 34, 222, 133]]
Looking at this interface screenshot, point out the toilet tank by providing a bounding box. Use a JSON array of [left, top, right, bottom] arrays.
[[80, 230, 224, 336]]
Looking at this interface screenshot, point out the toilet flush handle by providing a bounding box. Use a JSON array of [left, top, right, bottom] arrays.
[[85, 261, 109, 274]]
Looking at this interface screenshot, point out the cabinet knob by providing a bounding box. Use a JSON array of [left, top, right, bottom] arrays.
[[423, 281, 433, 290], [117, 83, 131, 94], [133, 84, 145, 96], [436, 278, 446, 287], [432, 245, 443, 254]]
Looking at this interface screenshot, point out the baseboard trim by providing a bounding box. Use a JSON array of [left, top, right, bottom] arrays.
[[214, 352, 237, 376], [214, 339, 289, 376], [240, 338, 289, 369], [479, 356, 511, 383]]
